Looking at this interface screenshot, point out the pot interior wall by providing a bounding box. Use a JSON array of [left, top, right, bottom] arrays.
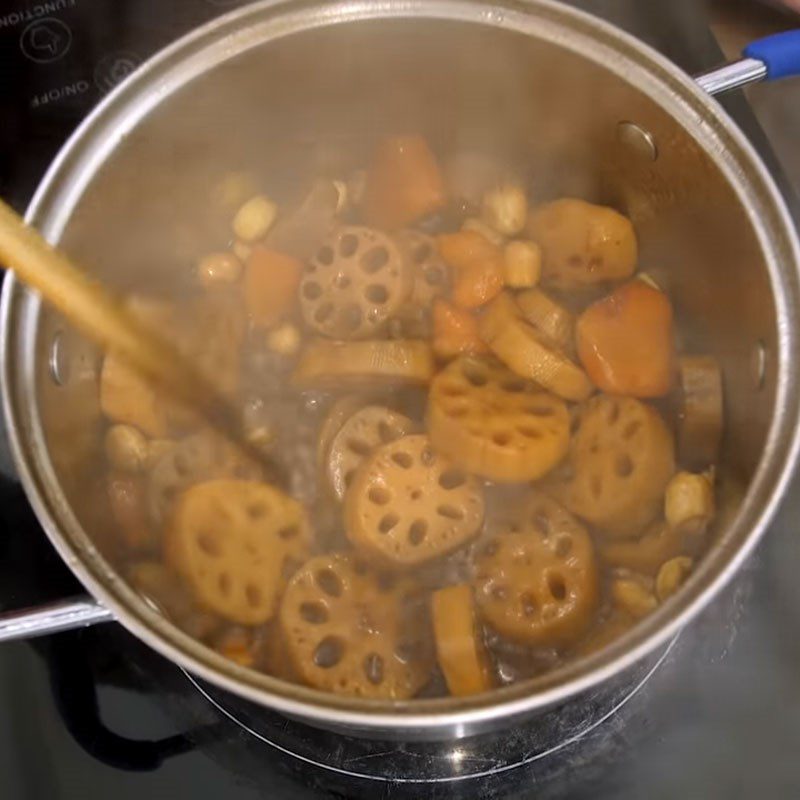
[[35, 17, 773, 619]]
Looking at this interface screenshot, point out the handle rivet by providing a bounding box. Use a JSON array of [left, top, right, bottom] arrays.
[[48, 330, 70, 385], [751, 340, 767, 390], [616, 121, 658, 162]]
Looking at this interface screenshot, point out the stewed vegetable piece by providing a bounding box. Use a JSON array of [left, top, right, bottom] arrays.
[[97, 135, 722, 699]]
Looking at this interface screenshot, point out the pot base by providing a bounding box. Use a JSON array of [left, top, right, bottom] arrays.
[[182, 636, 675, 783]]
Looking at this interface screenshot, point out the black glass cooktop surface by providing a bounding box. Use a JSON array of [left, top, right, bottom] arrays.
[[1, 1, 800, 798]]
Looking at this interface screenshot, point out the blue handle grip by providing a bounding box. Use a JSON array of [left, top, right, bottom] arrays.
[[743, 29, 800, 81]]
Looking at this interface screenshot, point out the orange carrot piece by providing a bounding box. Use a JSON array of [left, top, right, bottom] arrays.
[[432, 299, 488, 360], [363, 135, 446, 230], [451, 261, 504, 310], [576, 280, 674, 397], [437, 230, 499, 271], [244, 246, 304, 327], [436, 230, 504, 310]]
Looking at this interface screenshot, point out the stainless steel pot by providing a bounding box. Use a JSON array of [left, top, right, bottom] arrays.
[[1, 0, 800, 739]]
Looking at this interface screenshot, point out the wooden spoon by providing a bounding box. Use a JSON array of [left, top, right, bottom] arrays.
[[0, 197, 280, 479]]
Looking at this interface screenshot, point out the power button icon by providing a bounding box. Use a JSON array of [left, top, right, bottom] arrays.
[[20, 18, 72, 64]]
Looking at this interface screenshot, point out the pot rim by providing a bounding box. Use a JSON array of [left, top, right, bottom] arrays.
[[3, 0, 800, 734]]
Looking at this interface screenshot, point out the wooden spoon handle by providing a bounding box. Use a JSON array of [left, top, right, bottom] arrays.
[[0, 198, 262, 467]]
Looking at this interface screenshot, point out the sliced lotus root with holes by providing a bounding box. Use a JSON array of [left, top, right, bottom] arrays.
[[168, 479, 310, 625], [279, 552, 433, 698], [316, 393, 390, 503], [548, 394, 675, 538], [326, 405, 416, 501], [317, 394, 382, 474], [292, 339, 435, 389], [473, 490, 598, 646], [300, 226, 412, 339], [678, 356, 723, 468], [147, 431, 261, 526], [427, 356, 570, 482], [395, 229, 450, 308], [516, 288, 575, 356], [345, 434, 485, 568], [479, 292, 593, 402], [431, 584, 493, 696]]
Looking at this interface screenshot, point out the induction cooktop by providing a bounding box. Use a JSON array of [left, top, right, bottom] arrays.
[[1, 2, 800, 798]]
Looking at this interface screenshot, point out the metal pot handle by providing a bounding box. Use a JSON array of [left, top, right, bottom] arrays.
[[696, 28, 800, 95], [0, 596, 114, 641]]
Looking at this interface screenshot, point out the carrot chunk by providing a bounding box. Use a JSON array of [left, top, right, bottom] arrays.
[[432, 299, 488, 360], [576, 280, 674, 397], [436, 231, 504, 310], [244, 246, 304, 326], [363, 135, 446, 229]]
